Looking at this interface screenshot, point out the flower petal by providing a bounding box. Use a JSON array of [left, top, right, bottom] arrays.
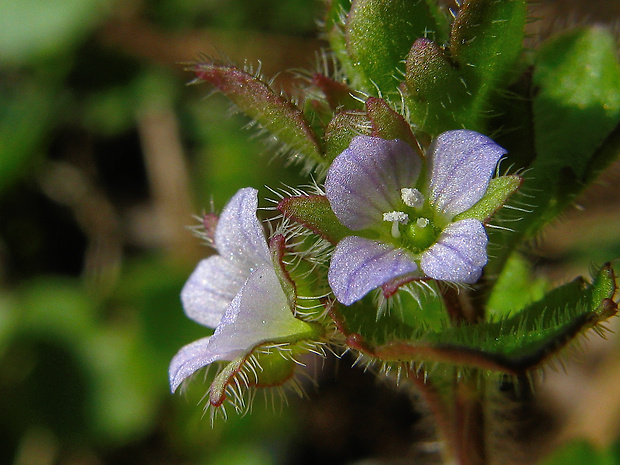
[[207, 263, 313, 362], [420, 219, 488, 283], [325, 136, 421, 230], [180, 256, 248, 328], [181, 187, 271, 328], [171, 263, 313, 393], [169, 336, 222, 393], [328, 236, 418, 305], [215, 187, 271, 269], [427, 130, 507, 218]]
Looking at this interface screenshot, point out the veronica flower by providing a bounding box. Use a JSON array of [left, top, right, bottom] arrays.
[[325, 130, 507, 305], [169, 187, 312, 393]]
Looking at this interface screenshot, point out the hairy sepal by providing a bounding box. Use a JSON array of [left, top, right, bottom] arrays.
[[278, 195, 354, 244], [192, 62, 326, 170], [207, 345, 297, 411], [312, 73, 363, 112], [454, 175, 522, 223], [270, 234, 297, 311], [324, 111, 372, 163], [207, 327, 323, 412], [366, 97, 422, 156]]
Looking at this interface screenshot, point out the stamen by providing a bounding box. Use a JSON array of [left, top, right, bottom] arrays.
[[416, 217, 429, 228], [383, 211, 409, 238], [401, 188, 424, 209]]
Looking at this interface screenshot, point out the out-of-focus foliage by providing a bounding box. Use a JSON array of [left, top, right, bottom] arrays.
[[0, 0, 320, 464]]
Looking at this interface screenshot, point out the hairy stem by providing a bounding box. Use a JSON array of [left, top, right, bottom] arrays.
[[453, 375, 487, 465]]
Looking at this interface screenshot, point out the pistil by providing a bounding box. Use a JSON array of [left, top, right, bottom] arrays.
[[383, 211, 409, 238]]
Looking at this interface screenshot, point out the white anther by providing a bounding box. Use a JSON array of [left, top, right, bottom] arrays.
[[401, 188, 424, 208], [416, 217, 429, 228], [383, 211, 409, 223], [383, 211, 409, 238]]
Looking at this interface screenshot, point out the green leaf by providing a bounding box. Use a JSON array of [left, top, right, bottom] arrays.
[[346, 0, 447, 95], [450, 0, 526, 113], [0, 81, 55, 194], [533, 27, 620, 179], [277, 195, 354, 244], [486, 27, 620, 279], [454, 175, 522, 223], [338, 264, 617, 374], [192, 62, 326, 171], [520, 27, 620, 235], [486, 253, 548, 320]]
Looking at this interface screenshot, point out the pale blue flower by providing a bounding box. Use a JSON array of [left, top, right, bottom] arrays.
[[169, 188, 309, 393], [325, 130, 506, 305]]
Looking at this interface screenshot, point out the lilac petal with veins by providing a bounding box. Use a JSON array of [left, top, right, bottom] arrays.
[[171, 263, 312, 392], [328, 235, 418, 305], [181, 187, 270, 328], [214, 187, 270, 267], [427, 130, 507, 218], [169, 336, 219, 393], [325, 136, 421, 230], [420, 219, 488, 283]]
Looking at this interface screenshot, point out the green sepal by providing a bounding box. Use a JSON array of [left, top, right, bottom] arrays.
[[402, 38, 475, 135], [277, 195, 354, 244], [208, 348, 297, 409], [450, 0, 526, 113], [454, 175, 522, 223], [366, 97, 422, 155], [208, 318, 323, 409], [333, 264, 617, 375], [324, 111, 372, 162], [191, 61, 326, 170], [346, 0, 447, 95], [269, 234, 297, 311]]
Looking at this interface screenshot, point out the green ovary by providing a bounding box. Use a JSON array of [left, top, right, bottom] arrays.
[[403, 217, 438, 252]]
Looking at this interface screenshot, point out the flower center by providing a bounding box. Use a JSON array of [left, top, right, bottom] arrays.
[[382, 188, 439, 252]]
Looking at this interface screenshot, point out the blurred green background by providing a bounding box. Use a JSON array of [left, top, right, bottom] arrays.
[[1, 1, 620, 464]]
